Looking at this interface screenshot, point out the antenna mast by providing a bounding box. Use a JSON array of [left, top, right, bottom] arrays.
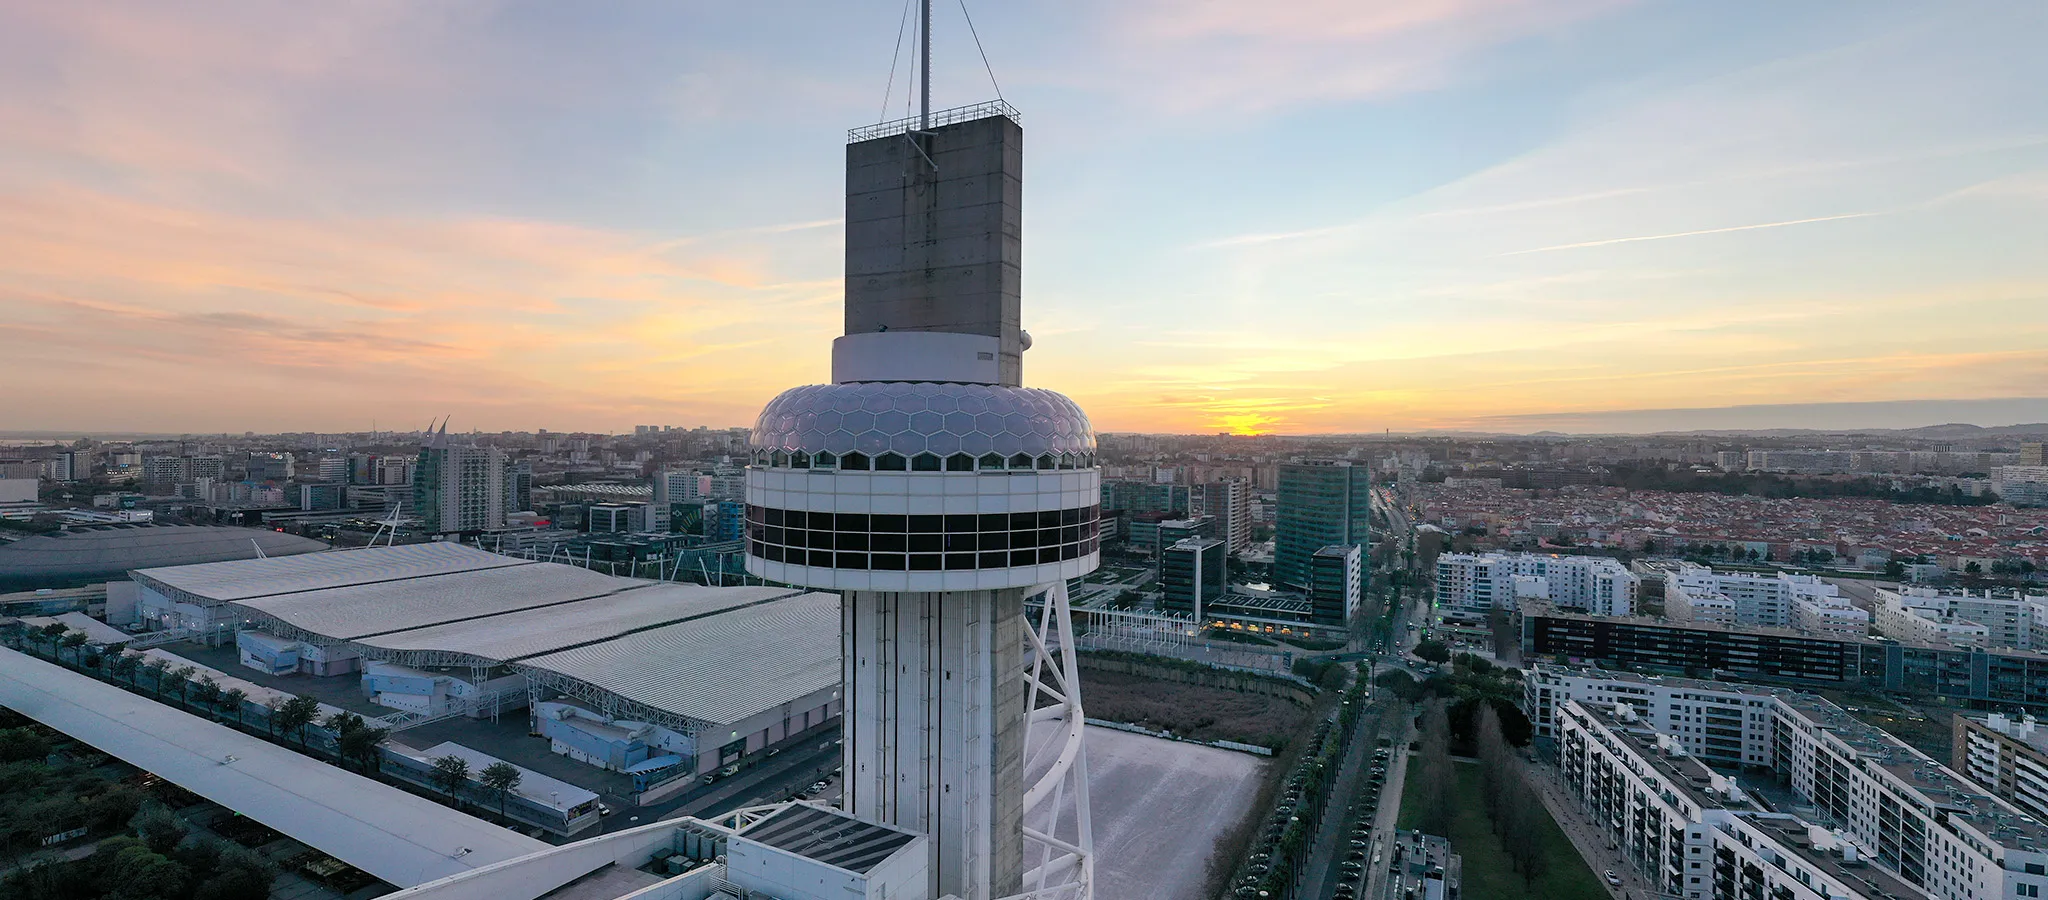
[[919, 0, 932, 130]]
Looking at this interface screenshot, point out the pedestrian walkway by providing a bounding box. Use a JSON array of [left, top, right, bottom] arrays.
[[1530, 758, 1638, 899]]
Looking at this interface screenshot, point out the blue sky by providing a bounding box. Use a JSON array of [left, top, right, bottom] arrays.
[[1, 1, 2043, 434]]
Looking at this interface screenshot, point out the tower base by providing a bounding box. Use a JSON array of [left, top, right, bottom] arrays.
[[844, 589, 1027, 900]]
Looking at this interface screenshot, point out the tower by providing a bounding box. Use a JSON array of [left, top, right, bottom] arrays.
[[744, 12, 1096, 899], [1275, 459, 1372, 593]]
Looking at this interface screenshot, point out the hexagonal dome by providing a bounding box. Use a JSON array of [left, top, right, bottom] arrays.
[[750, 382, 1096, 457]]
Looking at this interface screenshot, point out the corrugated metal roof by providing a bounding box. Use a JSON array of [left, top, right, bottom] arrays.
[[234, 563, 629, 639], [520, 591, 841, 727], [0, 647, 554, 888], [356, 582, 807, 662], [134, 542, 524, 603], [0, 525, 328, 590]]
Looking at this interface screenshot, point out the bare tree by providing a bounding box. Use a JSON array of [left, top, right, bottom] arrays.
[[1416, 701, 1456, 837]]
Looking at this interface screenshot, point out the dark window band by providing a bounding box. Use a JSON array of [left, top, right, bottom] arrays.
[[746, 504, 1100, 571]]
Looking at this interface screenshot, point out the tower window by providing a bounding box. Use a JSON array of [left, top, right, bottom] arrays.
[[876, 453, 908, 471], [912, 453, 942, 471]]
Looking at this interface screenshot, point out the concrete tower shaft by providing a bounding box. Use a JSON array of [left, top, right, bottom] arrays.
[[844, 114, 1024, 387]]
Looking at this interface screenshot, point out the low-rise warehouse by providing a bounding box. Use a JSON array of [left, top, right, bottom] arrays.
[[128, 543, 843, 779]]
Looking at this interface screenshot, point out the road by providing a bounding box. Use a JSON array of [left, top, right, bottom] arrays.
[[1361, 708, 1414, 900], [1297, 701, 1384, 899]]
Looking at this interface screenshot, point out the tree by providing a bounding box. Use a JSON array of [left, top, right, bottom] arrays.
[[57, 631, 88, 666], [429, 755, 473, 808], [141, 658, 170, 698], [1415, 701, 1455, 838], [0, 727, 51, 762], [1884, 559, 1905, 578], [1374, 669, 1424, 703], [37, 622, 67, 657], [131, 804, 187, 854], [1413, 639, 1450, 665], [335, 721, 390, 774], [106, 651, 141, 685], [216, 688, 247, 728], [1488, 606, 1516, 662], [478, 762, 523, 820], [166, 666, 197, 706], [271, 696, 321, 747], [190, 678, 222, 718]]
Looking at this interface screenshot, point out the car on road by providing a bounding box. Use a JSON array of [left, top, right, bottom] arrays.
[[1605, 870, 1622, 886]]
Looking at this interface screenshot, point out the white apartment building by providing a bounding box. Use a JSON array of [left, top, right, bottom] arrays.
[[1955, 713, 2048, 823], [1546, 668, 2048, 900], [1666, 563, 1869, 639], [1555, 699, 1922, 900], [1436, 551, 1639, 616], [1994, 466, 2048, 507], [1525, 665, 1781, 768], [1873, 586, 2048, 651]]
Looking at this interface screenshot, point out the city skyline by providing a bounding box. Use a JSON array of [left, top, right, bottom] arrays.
[[2, 1, 2044, 435]]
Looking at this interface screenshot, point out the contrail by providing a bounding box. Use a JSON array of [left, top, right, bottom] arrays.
[[1501, 212, 1879, 255]]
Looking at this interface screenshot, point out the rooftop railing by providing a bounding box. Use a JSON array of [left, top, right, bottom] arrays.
[[847, 99, 1020, 143]]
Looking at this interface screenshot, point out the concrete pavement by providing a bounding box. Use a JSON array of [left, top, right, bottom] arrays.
[[1529, 757, 1657, 900]]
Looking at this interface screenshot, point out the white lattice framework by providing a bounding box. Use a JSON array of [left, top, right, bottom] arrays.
[[1004, 580, 1094, 900]]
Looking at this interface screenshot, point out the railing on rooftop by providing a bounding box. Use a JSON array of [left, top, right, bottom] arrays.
[[847, 100, 1021, 143]]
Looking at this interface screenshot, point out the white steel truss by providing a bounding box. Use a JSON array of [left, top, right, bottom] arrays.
[[1004, 580, 1093, 900]]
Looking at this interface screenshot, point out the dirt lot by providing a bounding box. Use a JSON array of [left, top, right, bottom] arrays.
[[1077, 668, 1309, 748]]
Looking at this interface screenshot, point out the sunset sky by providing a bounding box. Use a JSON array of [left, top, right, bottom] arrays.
[[3, 1, 2045, 435]]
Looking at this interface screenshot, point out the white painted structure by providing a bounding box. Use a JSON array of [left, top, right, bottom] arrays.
[[1665, 563, 1868, 639], [1541, 666, 2048, 900], [742, 60, 1096, 899], [1873, 585, 2048, 650], [1435, 551, 1639, 615]]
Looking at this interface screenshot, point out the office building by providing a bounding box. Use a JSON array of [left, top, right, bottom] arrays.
[[1155, 515, 1214, 556], [1520, 600, 2048, 708], [2022, 443, 2045, 468], [1436, 552, 1638, 616], [1307, 543, 1362, 627], [1874, 585, 2048, 651], [413, 422, 508, 533], [705, 465, 745, 502], [1275, 459, 1372, 589], [1667, 563, 1868, 638], [1101, 479, 1186, 518], [1192, 477, 1252, 552], [143, 454, 225, 487], [1161, 536, 1228, 619], [1955, 713, 2048, 822], [298, 482, 345, 511], [245, 452, 295, 482], [588, 503, 646, 533], [45, 450, 86, 482], [315, 454, 348, 482], [504, 458, 533, 515]]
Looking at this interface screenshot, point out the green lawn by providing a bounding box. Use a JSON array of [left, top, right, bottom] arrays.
[[1397, 759, 1607, 900]]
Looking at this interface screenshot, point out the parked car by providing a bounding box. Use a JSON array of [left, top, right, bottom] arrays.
[[1605, 870, 1622, 887]]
